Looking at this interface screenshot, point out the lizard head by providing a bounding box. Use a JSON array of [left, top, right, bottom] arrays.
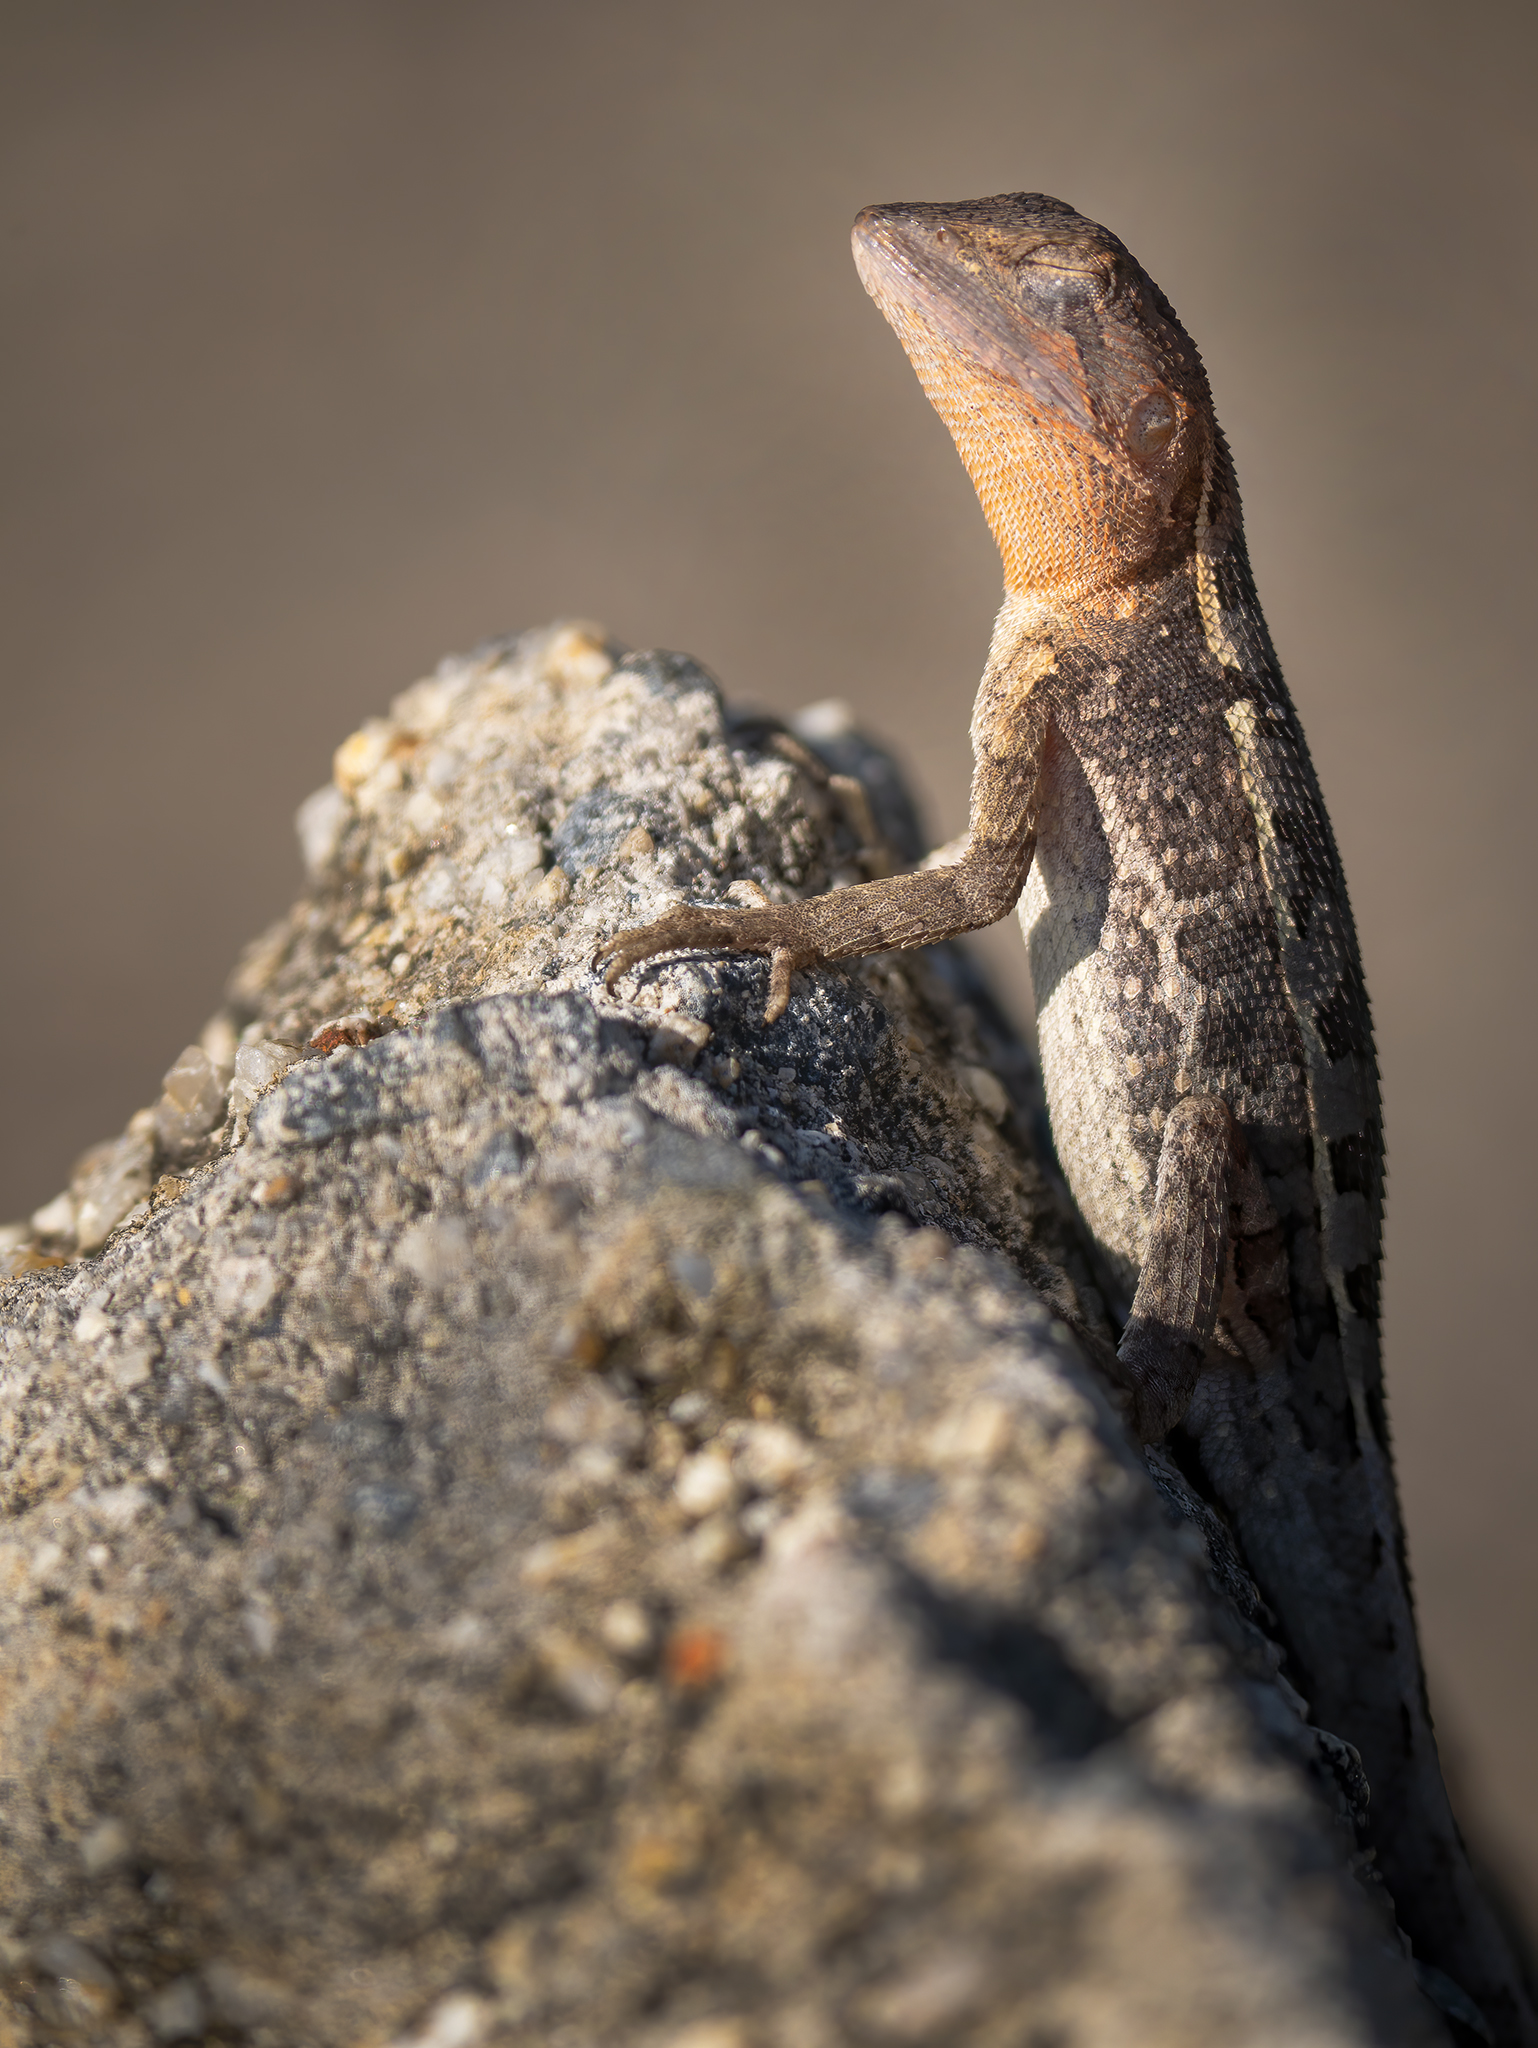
[[853, 194, 1218, 612]]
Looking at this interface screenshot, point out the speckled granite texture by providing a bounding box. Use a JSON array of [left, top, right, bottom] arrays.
[[0, 627, 1442, 2046]]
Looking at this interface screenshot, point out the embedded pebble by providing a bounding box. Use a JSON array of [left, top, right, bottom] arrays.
[[404, 786, 445, 836], [72, 1130, 154, 1253], [648, 1015, 713, 1067], [30, 1190, 76, 1240], [202, 1013, 239, 1071], [689, 1513, 754, 1571], [109, 1344, 155, 1391], [389, 1992, 493, 2048], [79, 1815, 132, 1877], [599, 1599, 654, 1658], [538, 1631, 620, 1717], [734, 1420, 813, 1494], [532, 864, 571, 911], [74, 1299, 114, 1345], [295, 783, 351, 878], [154, 1044, 230, 1160], [228, 1040, 299, 1129], [143, 1975, 206, 2042], [674, 1448, 740, 1520], [242, 1602, 278, 1657], [89, 1484, 153, 1529], [396, 1217, 471, 1290], [214, 1254, 278, 1323], [500, 831, 544, 876], [332, 720, 393, 795], [540, 623, 614, 691]]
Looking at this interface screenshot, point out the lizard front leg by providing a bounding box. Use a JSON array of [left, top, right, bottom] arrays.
[[596, 853, 1027, 1023], [597, 661, 1050, 1022]]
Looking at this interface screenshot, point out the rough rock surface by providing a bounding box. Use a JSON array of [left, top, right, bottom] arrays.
[[0, 626, 1448, 2046]]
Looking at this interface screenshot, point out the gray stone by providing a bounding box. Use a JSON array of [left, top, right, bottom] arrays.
[[143, 1975, 206, 2042], [228, 1039, 300, 1141], [0, 623, 1448, 2045], [70, 1126, 154, 1254], [154, 1044, 229, 1163]]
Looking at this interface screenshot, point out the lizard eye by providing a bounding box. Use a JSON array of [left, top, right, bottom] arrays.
[[1127, 390, 1178, 459]]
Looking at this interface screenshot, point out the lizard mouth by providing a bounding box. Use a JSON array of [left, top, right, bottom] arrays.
[[852, 205, 1097, 436]]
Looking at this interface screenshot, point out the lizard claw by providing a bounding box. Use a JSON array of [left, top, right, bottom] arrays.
[[594, 901, 809, 1024], [764, 948, 795, 1024], [594, 903, 764, 991]]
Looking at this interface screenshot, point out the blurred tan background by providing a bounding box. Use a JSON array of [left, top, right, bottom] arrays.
[[3, 0, 1534, 1922]]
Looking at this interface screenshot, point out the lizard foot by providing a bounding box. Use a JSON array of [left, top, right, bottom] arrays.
[[1116, 1319, 1204, 1444], [595, 902, 815, 1025]]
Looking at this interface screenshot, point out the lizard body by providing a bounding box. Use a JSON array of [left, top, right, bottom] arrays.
[[598, 194, 1533, 2040]]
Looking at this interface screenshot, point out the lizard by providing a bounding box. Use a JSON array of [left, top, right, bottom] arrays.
[[595, 193, 1534, 2042]]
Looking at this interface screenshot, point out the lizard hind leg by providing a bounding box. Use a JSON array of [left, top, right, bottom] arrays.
[[1118, 1093, 1243, 1443]]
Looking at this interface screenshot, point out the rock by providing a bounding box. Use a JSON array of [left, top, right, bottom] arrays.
[[153, 1045, 231, 1163], [78, 1819, 133, 1881], [27, 1192, 75, 1242], [0, 625, 1457, 2045], [142, 1975, 205, 2042], [70, 1128, 154, 1254], [227, 1040, 300, 1140], [295, 782, 352, 880]]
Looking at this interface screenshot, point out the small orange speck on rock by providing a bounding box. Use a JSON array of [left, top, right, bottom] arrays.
[[559, 1320, 608, 1370], [664, 1626, 727, 1691], [308, 1015, 384, 1055]]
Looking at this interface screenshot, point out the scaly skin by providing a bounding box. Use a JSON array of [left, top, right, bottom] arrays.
[[597, 194, 1534, 2042]]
